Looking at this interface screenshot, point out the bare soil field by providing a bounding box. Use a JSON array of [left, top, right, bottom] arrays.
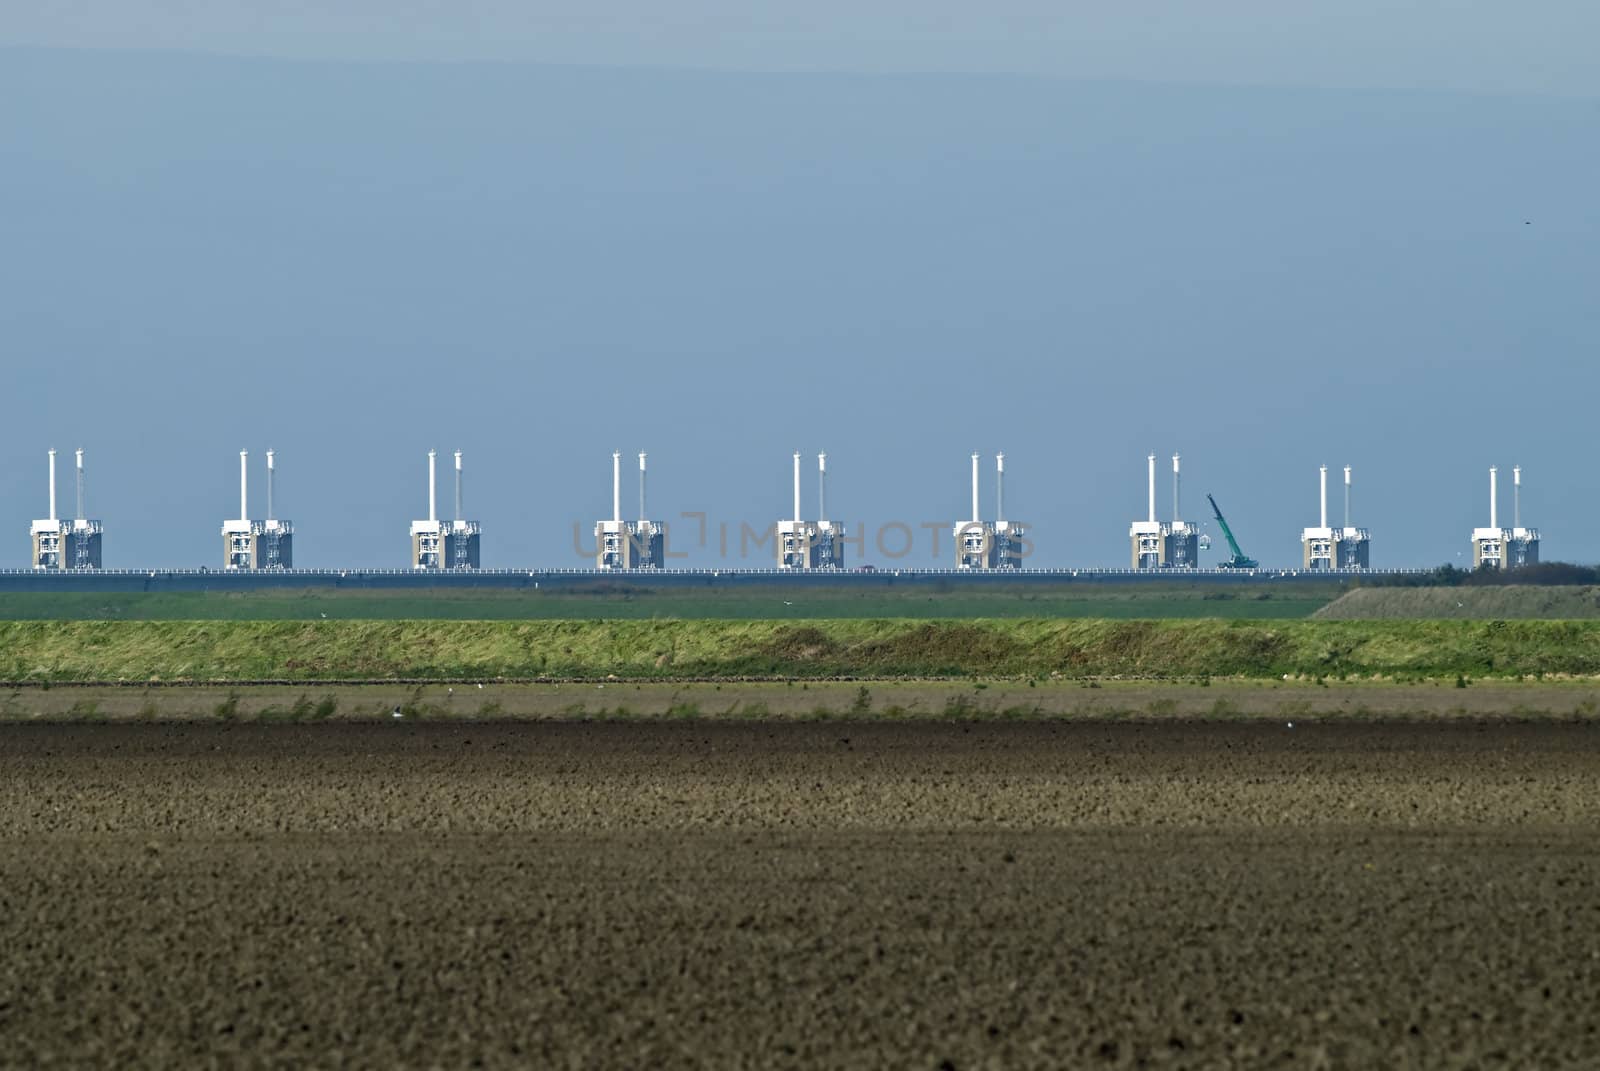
[[2, 721, 1598, 1067], [7, 678, 1600, 723]]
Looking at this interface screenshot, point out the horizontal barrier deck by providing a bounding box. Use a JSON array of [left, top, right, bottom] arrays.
[[0, 567, 1423, 593]]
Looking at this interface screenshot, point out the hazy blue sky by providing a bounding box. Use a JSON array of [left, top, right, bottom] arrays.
[[2, 14, 1596, 569], [8, 3, 1600, 96]]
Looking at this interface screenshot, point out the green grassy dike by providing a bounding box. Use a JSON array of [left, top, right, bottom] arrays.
[[1, 618, 1597, 683], [0, 586, 1336, 621]]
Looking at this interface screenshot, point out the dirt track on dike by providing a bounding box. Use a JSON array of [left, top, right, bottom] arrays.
[[2, 721, 1598, 1068]]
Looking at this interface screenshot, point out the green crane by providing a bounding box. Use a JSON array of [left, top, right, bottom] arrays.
[[1206, 493, 1258, 570]]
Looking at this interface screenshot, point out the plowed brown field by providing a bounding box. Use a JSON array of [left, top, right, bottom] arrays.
[[2, 721, 1597, 1067]]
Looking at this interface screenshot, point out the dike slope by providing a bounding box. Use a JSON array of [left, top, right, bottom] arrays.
[[1315, 586, 1600, 621], [3, 618, 1600, 682]]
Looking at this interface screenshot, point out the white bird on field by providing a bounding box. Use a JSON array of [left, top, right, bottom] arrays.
[[392, 706, 403, 719]]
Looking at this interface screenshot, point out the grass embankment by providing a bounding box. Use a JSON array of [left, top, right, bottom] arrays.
[[1317, 586, 1600, 620], [0, 585, 1335, 621], [2, 618, 1597, 683]]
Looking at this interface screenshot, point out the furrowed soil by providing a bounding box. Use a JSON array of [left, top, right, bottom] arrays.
[[3, 720, 1599, 1067], [7, 678, 1600, 722]]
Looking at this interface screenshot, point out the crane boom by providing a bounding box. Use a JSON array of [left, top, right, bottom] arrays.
[[1206, 493, 1258, 570]]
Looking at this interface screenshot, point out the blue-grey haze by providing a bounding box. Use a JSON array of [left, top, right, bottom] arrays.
[[8, 3, 1600, 98], [1, 47, 1596, 569]]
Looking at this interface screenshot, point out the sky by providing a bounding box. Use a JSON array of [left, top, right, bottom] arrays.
[[2, 9, 1597, 570], [9, 2, 1600, 97]]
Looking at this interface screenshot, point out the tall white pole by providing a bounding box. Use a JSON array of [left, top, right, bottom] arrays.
[[612, 452, 621, 524], [427, 450, 437, 524], [1489, 466, 1498, 530], [970, 453, 980, 523], [996, 453, 1005, 524], [792, 452, 802, 523], [75, 449, 85, 521], [818, 452, 827, 520], [47, 449, 57, 523], [639, 452, 648, 522], [1146, 454, 1156, 524], [1344, 465, 1351, 529], [1319, 465, 1328, 529], [454, 451, 463, 522], [266, 449, 276, 522], [239, 450, 248, 522], [1513, 465, 1522, 528], [1172, 454, 1181, 523]]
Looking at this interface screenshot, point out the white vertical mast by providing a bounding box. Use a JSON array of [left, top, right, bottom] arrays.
[[1146, 454, 1156, 524], [792, 452, 802, 524], [1489, 466, 1498, 530], [996, 453, 1005, 524], [1319, 465, 1328, 529], [639, 452, 648, 523], [266, 449, 276, 522], [612, 451, 621, 524], [239, 450, 248, 522], [75, 449, 85, 522], [1172, 454, 1182, 522], [47, 449, 57, 523], [1344, 465, 1352, 529], [817, 452, 827, 520], [970, 453, 980, 524], [1513, 465, 1522, 528], [454, 450, 463, 523], [427, 450, 437, 524]]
